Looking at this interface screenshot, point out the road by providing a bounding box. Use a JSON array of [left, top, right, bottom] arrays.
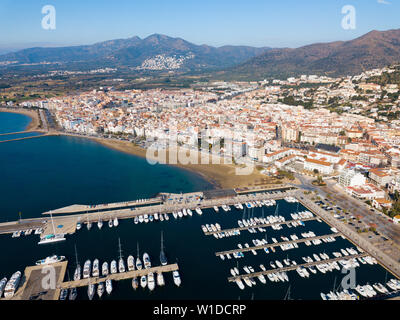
[[291, 173, 400, 263]]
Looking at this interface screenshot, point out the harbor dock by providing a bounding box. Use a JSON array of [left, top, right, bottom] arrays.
[[60, 263, 179, 289], [7, 261, 69, 300], [204, 216, 318, 236], [1, 261, 179, 300], [215, 233, 341, 257], [227, 253, 368, 282]]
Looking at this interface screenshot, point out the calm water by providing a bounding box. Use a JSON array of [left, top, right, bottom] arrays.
[[0, 112, 395, 300]]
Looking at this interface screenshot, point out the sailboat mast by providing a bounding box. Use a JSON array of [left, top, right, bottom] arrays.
[[74, 244, 79, 266], [118, 238, 123, 259], [161, 231, 164, 252]]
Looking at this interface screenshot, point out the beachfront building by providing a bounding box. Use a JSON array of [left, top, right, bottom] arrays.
[[345, 183, 385, 200], [339, 169, 366, 187], [304, 158, 334, 175]]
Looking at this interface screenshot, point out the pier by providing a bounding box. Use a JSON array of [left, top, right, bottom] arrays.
[[0, 187, 298, 239], [204, 216, 318, 236], [215, 233, 342, 257], [0, 133, 49, 144], [60, 263, 179, 289], [227, 253, 368, 282], [7, 261, 69, 300]]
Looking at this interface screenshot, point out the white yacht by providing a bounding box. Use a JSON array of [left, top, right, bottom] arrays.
[[148, 272, 156, 291], [87, 283, 95, 300], [83, 260, 91, 279], [157, 272, 165, 286], [113, 217, 119, 227], [140, 275, 147, 288], [196, 208, 203, 215], [236, 279, 245, 290], [106, 279, 112, 295], [4, 272, 21, 298], [36, 255, 65, 266], [173, 270, 181, 287], [213, 206, 219, 213], [0, 277, 7, 298], [102, 262, 109, 277], [118, 238, 125, 273], [136, 243, 143, 270], [97, 282, 105, 298], [110, 260, 117, 274], [92, 259, 100, 277], [127, 255, 135, 271], [143, 253, 151, 269]]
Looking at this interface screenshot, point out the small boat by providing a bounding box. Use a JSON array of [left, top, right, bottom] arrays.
[[69, 287, 77, 300], [97, 220, 103, 230], [83, 260, 91, 279], [59, 288, 68, 300], [143, 253, 151, 269], [136, 243, 143, 270], [196, 208, 203, 215], [113, 218, 119, 227], [127, 255, 135, 271], [148, 272, 156, 291], [173, 270, 181, 287], [87, 283, 95, 300], [214, 206, 219, 213], [0, 277, 7, 298], [118, 238, 125, 273], [4, 271, 21, 298], [110, 260, 117, 274], [134, 216, 139, 224], [87, 219, 92, 230], [76, 222, 82, 230], [97, 282, 105, 298], [132, 277, 139, 290], [140, 275, 147, 288], [92, 259, 100, 277], [36, 255, 65, 266], [157, 272, 165, 286], [236, 279, 245, 290], [102, 262, 109, 277], [106, 279, 112, 295], [108, 219, 113, 228]]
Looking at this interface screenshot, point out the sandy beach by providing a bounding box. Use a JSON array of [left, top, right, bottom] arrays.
[[91, 136, 296, 189], [0, 107, 41, 131]]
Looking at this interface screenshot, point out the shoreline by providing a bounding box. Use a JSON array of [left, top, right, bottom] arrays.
[[88, 136, 296, 190], [0, 107, 41, 131]]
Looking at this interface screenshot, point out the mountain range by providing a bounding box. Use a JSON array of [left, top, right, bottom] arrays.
[[1, 29, 400, 78], [0, 34, 269, 71], [229, 28, 400, 79]]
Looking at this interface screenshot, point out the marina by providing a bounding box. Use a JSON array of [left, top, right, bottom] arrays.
[[1, 192, 400, 300], [0, 115, 399, 300]]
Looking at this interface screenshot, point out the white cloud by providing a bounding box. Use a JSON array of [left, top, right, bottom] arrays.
[[377, 0, 391, 4]]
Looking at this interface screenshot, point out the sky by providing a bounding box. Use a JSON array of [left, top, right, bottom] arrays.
[[0, 0, 399, 50]]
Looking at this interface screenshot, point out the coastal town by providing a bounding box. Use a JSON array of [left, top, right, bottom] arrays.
[[6, 64, 400, 223]]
